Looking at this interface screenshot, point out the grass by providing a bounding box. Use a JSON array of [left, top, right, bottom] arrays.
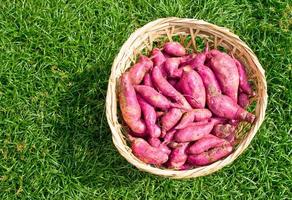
[[0, 0, 291, 199]]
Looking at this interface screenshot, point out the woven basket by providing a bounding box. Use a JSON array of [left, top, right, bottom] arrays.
[[106, 18, 267, 179]]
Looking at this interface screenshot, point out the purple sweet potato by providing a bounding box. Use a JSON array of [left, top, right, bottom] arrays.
[[159, 143, 172, 155], [129, 55, 153, 85], [161, 108, 183, 132], [163, 42, 186, 57], [163, 129, 176, 144], [208, 51, 239, 102], [151, 66, 192, 110], [174, 121, 214, 142], [179, 53, 197, 66], [187, 134, 228, 155], [210, 117, 228, 126], [143, 73, 153, 87], [151, 48, 167, 77], [225, 132, 236, 145], [187, 144, 233, 166], [212, 124, 236, 139], [233, 57, 252, 95], [196, 65, 222, 98], [131, 138, 168, 165], [178, 66, 206, 108], [137, 95, 161, 138], [148, 137, 161, 148], [167, 142, 189, 168], [119, 73, 146, 134], [164, 57, 181, 77], [181, 44, 208, 69], [175, 109, 212, 129], [238, 92, 249, 109], [134, 85, 172, 110], [208, 94, 255, 123], [151, 48, 166, 67]]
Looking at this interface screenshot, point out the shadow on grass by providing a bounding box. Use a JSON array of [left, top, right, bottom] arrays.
[[50, 66, 151, 190]]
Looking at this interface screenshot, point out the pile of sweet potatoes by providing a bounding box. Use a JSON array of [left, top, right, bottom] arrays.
[[119, 41, 255, 169]]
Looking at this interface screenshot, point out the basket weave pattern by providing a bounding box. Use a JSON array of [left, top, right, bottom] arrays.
[[106, 18, 267, 179]]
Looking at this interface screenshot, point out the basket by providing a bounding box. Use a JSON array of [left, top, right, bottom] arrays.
[[106, 18, 267, 179]]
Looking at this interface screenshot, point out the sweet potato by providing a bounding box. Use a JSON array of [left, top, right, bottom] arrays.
[[179, 53, 197, 66], [181, 44, 208, 69], [159, 143, 172, 155], [151, 48, 166, 67], [128, 130, 147, 138], [164, 57, 181, 77], [167, 142, 189, 168], [175, 109, 212, 129], [208, 51, 239, 102], [187, 144, 233, 166], [137, 95, 161, 138], [119, 73, 146, 133], [151, 66, 192, 110], [238, 92, 249, 109], [178, 66, 206, 108], [163, 42, 186, 57], [151, 48, 167, 77], [129, 55, 153, 85], [210, 117, 228, 126], [229, 119, 239, 126], [208, 94, 255, 123], [196, 65, 222, 98], [178, 163, 192, 170], [187, 134, 228, 155], [131, 138, 168, 165], [148, 137, 161, 148], [143, 73, 153, 87], [161, 108, 183, 132], [163, 129, 176, 144], [225, 132, 236, 145], [174, 121, 214, 142], [212, 124, 236, 139], [233, 57, 252, 95], [134, 85, 172, 110]]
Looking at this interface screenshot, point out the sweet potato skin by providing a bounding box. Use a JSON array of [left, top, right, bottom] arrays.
[[212, 124, 236, 138], [175, 109, 212, 129], [137, 95, 161, 138], [187, 144, 233, 166], [151, 66, 192, 110], [196, 65, 222, 98], [209, 51, 239, 102], [163, 42, 186, 56], [143, 73, 153, 87], [131, 138, 168, 165], [208, 94, 255, 123], [167, 143, 189, 168], [174, 121, 214, 142], [238, 92, 249, 109], [178, 66, 206, 108], [164, 57, 181, 77], [148, 137, 161, 148], [134, 85, 172, 110], [234, 57, 252, 95], [129, 55, 153, 85], [187, 134, 227, 155], [119, 73, 146, 133], [161, 108, 183, 132]]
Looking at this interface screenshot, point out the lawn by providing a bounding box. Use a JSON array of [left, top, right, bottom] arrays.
[[0, 0, 291, 199]]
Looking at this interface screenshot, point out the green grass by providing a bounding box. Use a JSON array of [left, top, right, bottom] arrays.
[[0, 0, 291, 199]]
